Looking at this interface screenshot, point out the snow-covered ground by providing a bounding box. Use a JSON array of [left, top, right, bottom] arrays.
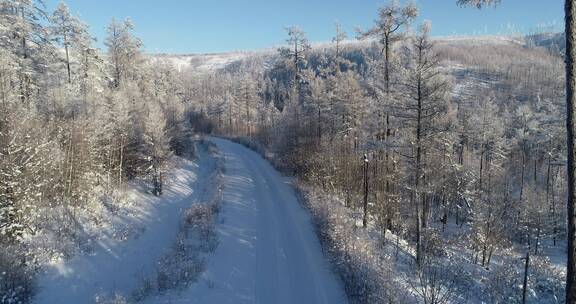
[[31, 138, 346, 303], [32, 142, 218, 303], [144, 137, 347, 304]]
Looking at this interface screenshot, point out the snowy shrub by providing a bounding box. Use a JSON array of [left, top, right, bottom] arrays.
[[94, 292, 128, 304], [129, 146, 224, 302], [421, 228, 448, 261], [481, 254, 565, 304], [529, 256, 565, 303], [483, 257, 523, 304], [298, 183, 412, 303], [225, 136, 267, 159], [0, 246, 35, 304], [130, 205, 215, 300], [129, 203, 215, 301], [184, 204, 218, 251], [407, 258, 471, 304]]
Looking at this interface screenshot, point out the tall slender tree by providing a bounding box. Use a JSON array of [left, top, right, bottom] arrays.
[[399, 22, 450, 267], [50, 2, 88, 83], [360, 2, 419, 231], [279, 26, 310, 90], [359, 0, 418, 93], [105, 17, 142, 89], [332, 22, 347, 60]]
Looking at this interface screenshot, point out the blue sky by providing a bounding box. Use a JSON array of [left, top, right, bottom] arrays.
[[45, 0, 564, 54]]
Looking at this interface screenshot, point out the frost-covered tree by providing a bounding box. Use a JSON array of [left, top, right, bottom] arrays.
[[0, 4, 196, 301], [398, 22, 450, 267], [280, 26, 310, 81], [0, 0, 54, 104], [105, 17, 142, 89], [359, 0, 418, 93], [142, 102, 171, 196], [359, 2, 419, 232], [279, 26, 311, 106], [234, 77, 259, 137], [332, 22, 347, 60], [50, 2, 90, 83]]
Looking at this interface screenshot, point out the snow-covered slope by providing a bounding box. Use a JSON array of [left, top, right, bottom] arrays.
[[144, 138, 347, 304], [33, 143, 217, 303], [151, 34, 553, 75], [150, 52, 252, 73], [434, 35, 523, 45]]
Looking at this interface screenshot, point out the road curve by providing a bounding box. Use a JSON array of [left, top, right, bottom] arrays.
[[189, 137, 347, 304]]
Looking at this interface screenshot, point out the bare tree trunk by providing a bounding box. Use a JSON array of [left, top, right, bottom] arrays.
[[119, 137, 124, 187], [458, 138, 464, 165], [553, 167, 559, 246], [487, 247, 494, 267], [64, 33, 72, 84], [363, 154, 369, 228], [67, 138, 74, 198], [21, 7, 27, 60], [19, 8, 28, 104], [384, 34, 391, 94], [479, 150, 484, 191], [107, 140, 113, 193], [520, 150, 526, 200], [535, 224, 541, 255], [481, 217, 491, 267], [229, 102, 233, 134], [245, 93, 250, 137], [522, 250, 530, 304], [567, 1, 576, 302], [547, 153, 552, 204], [415, 189, 422, 268], [415, 79, 423, 268], [382, 37, 393, 231], [317, 107, 322, 142], [534, 158, 537, 183]]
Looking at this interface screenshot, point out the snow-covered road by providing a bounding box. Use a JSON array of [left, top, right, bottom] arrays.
[[147, 137, 347, 304], [33, 137, 346, 303]]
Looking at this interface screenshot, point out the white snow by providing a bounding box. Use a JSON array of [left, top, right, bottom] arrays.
[[144, 137, 347, 304], [33, 144, 216, 303], [32, 138, 346, 303], [434, 35, 523, 45], [150, 52, 252, 73]]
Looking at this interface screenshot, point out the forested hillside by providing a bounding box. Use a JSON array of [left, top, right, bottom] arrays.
[[0, 0, 570, 303], [180, 5, 568, 303]]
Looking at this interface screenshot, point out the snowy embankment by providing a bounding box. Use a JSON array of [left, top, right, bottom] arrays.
[[144, 137, 347, 304], [32, 141, 219, 303]]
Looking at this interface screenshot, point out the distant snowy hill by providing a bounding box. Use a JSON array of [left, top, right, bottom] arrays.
[[149, 52, 254, 74], [150, 33, 563, 74], [525, 32, 565, 53], [435, 35, 523, 45]]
